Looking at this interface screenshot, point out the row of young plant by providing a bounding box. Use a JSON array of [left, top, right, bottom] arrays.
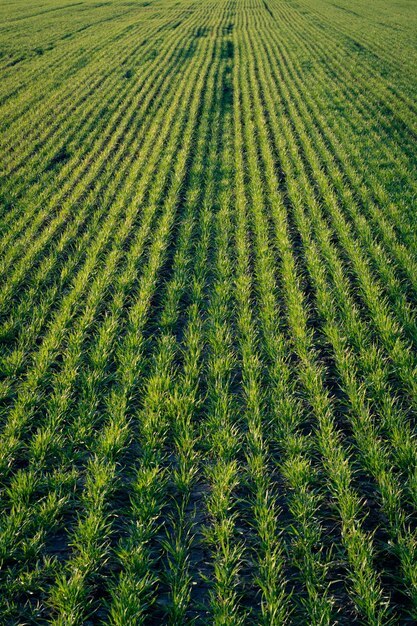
[[233, 15, 334, 623], [0, 3, 214, 448], [0, 6, 213, 410], [105, 20, 228, 624], [247, 1, 417, 619], [2, 2, 197, 179], [237, 12, 380, 624], [257, 0, 417, 483], [1, 0, 416, 622], [0, 8, 221, 622], [0, 6, 200, 277], [0, 0, 169, 126], [293, 0, 417, 105], [48, 39, 217, 620], [255, 0, 417, 511], [270, 0, 417, 247]]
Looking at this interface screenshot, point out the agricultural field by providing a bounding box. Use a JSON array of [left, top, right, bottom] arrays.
[[0, 0, 417, 623]]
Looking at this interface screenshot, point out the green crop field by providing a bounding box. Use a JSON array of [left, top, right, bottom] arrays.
[[1, 0, 417, 623]]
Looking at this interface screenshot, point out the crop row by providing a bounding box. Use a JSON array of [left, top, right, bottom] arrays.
[[0, 0, 416, 623]]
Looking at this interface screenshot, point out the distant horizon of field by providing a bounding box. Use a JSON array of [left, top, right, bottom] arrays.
[[1, 0, 417, 623]]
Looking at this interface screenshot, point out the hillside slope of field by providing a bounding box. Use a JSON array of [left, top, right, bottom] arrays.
[[1, 0, 417, 623]]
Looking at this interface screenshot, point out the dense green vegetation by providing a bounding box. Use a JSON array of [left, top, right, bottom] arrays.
[[0, 0, 417, 623]]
